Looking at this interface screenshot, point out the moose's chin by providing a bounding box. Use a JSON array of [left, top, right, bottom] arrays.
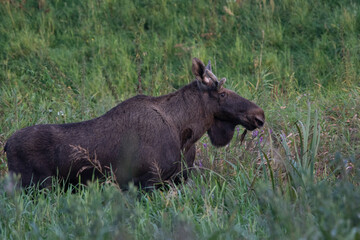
[[207, 119, 236, 147]]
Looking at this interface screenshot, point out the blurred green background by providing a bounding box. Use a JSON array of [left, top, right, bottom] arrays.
[[0, 0, 359, 239]]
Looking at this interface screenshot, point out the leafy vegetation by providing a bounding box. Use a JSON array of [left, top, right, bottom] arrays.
[[0, 0, 359, 239]]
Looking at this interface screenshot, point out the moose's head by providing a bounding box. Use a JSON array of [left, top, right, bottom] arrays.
[[192, 58, 265, 147]]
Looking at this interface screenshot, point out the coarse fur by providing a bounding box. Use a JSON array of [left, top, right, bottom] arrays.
[[4, 58, 265, 189]]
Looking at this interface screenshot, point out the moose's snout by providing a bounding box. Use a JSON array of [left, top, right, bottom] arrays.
[[255, 115, 265, 128], [248, 108, 265, 129]]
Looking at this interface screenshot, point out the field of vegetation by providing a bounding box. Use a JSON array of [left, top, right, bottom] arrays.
[[0, 0, 359, 239]]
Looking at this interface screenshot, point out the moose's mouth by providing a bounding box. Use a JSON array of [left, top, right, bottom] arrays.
[[239, 122, 257, 131], [236, 114, 265, 131]]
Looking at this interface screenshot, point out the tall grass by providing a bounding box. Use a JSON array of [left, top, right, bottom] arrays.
[[279, 102, 321, 188]]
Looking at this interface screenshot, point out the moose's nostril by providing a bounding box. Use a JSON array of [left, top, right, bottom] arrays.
[[255, 116, 264, 128]]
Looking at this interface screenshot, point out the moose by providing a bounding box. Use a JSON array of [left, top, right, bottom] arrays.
[[4, 58, 265, 189]]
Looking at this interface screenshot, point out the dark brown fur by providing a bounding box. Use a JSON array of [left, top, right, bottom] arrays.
[[4, 58, 265, 189]]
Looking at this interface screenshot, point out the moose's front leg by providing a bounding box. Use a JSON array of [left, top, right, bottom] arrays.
[[185, 144, 196, 167], [171, 144, 196, 185], [126, 140, 181, 189], [135, 144, 195, 189]]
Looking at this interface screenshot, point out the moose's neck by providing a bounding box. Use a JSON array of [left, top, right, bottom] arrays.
[[156, 81, 214, 147]]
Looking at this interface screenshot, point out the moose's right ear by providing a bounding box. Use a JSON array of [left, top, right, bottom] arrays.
[[192, 58, 206, 81]]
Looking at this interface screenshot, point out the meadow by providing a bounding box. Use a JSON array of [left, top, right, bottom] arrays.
[[0, 0, 359, 239]]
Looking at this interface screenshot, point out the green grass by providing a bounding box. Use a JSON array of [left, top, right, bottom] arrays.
[[1, 0, 360, 239]]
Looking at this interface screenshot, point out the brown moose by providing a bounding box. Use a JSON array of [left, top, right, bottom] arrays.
[[4, 58, 265, 189]]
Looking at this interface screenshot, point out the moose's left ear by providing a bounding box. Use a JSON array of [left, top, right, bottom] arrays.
[[192, 58, 206, 81], [192, 58, 218, 89]]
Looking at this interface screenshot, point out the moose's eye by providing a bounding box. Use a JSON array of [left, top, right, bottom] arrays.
[[220, 92, 226, 98]]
